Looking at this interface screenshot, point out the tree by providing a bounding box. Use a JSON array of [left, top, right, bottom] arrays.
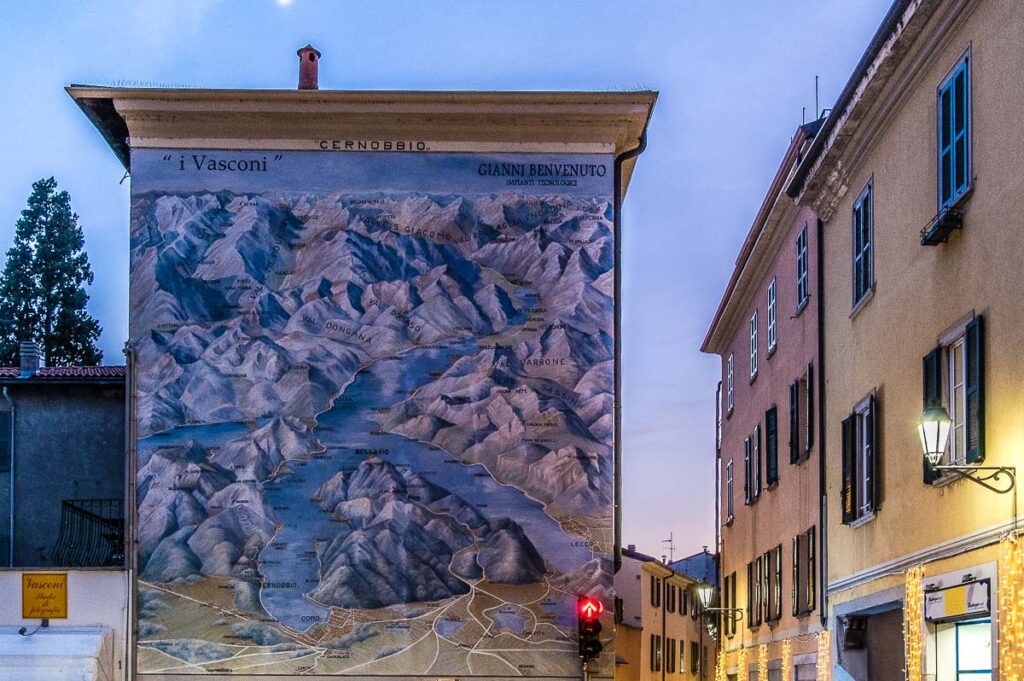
[[0, 178, 102, 366]]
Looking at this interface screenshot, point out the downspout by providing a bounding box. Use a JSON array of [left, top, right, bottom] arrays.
[[124, 344, 138, 681], [816, 217, 828, 630], [613, 130, 648, 574], [2, 387, 12, 567]]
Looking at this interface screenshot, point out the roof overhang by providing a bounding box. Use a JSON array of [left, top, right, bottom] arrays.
[[67, 87, 657, 198]]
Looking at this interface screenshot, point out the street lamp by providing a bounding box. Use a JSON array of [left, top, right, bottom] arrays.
[[918, 406, 1017, 504], [691, 581, 743, 679]]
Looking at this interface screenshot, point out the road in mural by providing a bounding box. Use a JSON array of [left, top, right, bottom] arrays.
[[130, 150, 615, 677]]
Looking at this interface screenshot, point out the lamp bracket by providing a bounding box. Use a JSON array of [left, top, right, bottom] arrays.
[[933, 465, 1016, 495], [702, 607, 745, 623]]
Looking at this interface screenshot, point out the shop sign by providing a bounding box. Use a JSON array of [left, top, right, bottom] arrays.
[[21, 572, 68, 619], [924, 578, 990, 623]]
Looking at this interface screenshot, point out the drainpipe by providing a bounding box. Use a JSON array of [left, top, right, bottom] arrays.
[[816, 217, 828, 631], [613, 130, 648, 574], [124, 343, 138, 681], [2, 386, 14, 567]]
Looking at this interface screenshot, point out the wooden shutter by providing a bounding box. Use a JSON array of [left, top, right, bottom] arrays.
[[866, 396, 878, 513], [792, 535, 800, 616], [789, 380, 800, 463], [806, 527, 817, 612], [841, 414, 857, 524], [965, 316, 985, 463], [730, 572, 737, 636], [923, 347, 943, 483], [746, 562, 753, 629], [805, 363, 815, 452], [766, 407, 778, 485]]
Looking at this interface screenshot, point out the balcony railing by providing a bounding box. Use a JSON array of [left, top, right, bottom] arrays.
[[51, 499, 125, 567]]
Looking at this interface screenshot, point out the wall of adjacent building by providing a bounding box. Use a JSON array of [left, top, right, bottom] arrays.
[[822, 0, 1024, 594]]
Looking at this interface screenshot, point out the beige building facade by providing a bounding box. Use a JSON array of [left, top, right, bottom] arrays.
[[787, 0, 1024, 677], [640, 560, 717, 681]]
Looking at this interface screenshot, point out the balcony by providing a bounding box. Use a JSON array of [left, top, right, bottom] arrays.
[[51, 499, 125, 567]]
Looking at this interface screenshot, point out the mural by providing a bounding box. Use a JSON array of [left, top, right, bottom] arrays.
[[130, 150, 615, 677]]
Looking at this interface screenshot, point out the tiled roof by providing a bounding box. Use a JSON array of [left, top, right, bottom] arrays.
[[0, 365, 126, 380]]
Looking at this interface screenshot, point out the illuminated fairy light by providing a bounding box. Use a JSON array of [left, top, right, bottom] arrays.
[[736, 645, 748, 681], [781, 638, 793, 681], [904, 566, 925, 681], [816, 630, 831, 681], [1000, 534, 1024, 676], [714, 648, 727, 681], [758, 644, 768, 680]]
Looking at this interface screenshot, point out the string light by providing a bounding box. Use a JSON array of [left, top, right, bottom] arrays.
[[736, 645, 748, 681], [781, 638, 792, 681], [903, 566, 925, 681], [816, 630, 831, 681], [758, 643, 768, 680], [715, 647, 727, 681], [1000, 534, 1024, 676]]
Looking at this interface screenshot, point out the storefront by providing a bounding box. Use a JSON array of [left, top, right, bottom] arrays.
[[924, 563, 997, 681]]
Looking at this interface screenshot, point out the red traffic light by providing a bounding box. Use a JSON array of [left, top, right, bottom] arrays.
[[578, 595, 603, 621]]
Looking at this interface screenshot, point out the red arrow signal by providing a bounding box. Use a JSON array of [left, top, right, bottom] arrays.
[[578, 596, 603, 621]]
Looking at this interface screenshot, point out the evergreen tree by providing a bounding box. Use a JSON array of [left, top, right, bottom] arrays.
[[0, 178, 102, 366]]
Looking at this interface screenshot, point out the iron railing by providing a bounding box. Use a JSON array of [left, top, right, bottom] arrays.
[[51, 499, 125, 567]]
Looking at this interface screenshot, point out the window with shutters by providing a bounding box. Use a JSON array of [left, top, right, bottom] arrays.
[[789, 379, 801, 464], [841, 395, 879, 526], [766, 407, 779, 486], [767, 278, 777, 351], [852, 181, 874, 307], [753, 425, 762, 500], [746, 561, 754, 630], [667, 637, 676, 673], [744, 437, 752, 505], [761, 551, 771, 624], [750, 310, 759, 379], [729, 571, 737, 637], [792, 527, 816, 615], [667, 583, 675, 613], [924, 315, 985, 484], [691, 642, 700, 674], [679, 638, 685, 672], [772, 544, 783, 621], [727, 355, 735, 414], [754, 557, 763, 627], [796, 224, 809, 308], [726, 460, 734, 523], [938, 51, 971, 211]]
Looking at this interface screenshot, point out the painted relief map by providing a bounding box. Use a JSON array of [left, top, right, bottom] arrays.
[[130, 150, 615, 678]]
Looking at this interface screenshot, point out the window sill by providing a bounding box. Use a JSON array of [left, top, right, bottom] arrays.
[[795, 297, 809, 318], [850, 511, 877, 529], [766, 481, 778, 491], [749, 371, 758, 385], [767, 343, 777, 359], [850, 287, 875, 320]]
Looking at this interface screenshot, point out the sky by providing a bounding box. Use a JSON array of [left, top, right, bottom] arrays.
[[0, 0, 892, 560]]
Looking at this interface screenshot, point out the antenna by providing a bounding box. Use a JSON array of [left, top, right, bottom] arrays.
[[802, 106, 806, 125], [662, 532, 676, 563], [815, 76, 820, 120]]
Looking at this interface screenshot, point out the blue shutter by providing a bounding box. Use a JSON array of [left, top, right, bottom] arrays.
[[939, 58, 971, 209], [966, 315, 985, 463]]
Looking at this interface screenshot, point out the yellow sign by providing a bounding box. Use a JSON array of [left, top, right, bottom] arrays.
[[22, 573, 68, 619]]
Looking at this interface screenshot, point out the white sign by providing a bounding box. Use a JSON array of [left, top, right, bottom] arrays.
[[924, 579, 990, 622]]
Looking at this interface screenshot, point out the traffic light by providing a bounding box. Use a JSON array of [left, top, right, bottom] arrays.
[[577, 595, 604, 663]]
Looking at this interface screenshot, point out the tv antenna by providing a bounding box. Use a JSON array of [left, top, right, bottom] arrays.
[[662, 532, 675, 563]]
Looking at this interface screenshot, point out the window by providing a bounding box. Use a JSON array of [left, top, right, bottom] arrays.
[[749, 311, 759, 378], [716, 381, 723, 452], [771, 544, 783, 621], [666, 637, 676, 674], [752, 558, 763, 627], [730, 571, 737, 637], [842, 395, 878, 525], [744, 437, 752, 505], [682, 589, 689, 618], [796, 224, 809, 307], [667, 583, 675, 613], [651, 575, 662, 607], [691, 642, 700, 674], [793, 527, 816, 616], [761, 552, 770, 624], [923, 315, 985, 484], [767, 278, 777, 351], [753, 425, 762, 499], [726, 355, 734, 413], [788, 365, 815, 463], [852, 182, 873, 306], [679, 639, 685, 672], [746, 561, 754, 629], [650, 634, 661, 671], [723, 573, 733, 638], [766, 407, 778, 486], [726, 460, 734, 522], [938, 52, 971, 210]]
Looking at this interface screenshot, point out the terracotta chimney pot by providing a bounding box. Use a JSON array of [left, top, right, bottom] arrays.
[[297, 44, 321, 90]]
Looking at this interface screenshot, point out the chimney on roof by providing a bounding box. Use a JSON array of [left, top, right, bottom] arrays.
[[19, 341, 40, 378], [627, 544, 636, 552], [297, 44, 321, 90]]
